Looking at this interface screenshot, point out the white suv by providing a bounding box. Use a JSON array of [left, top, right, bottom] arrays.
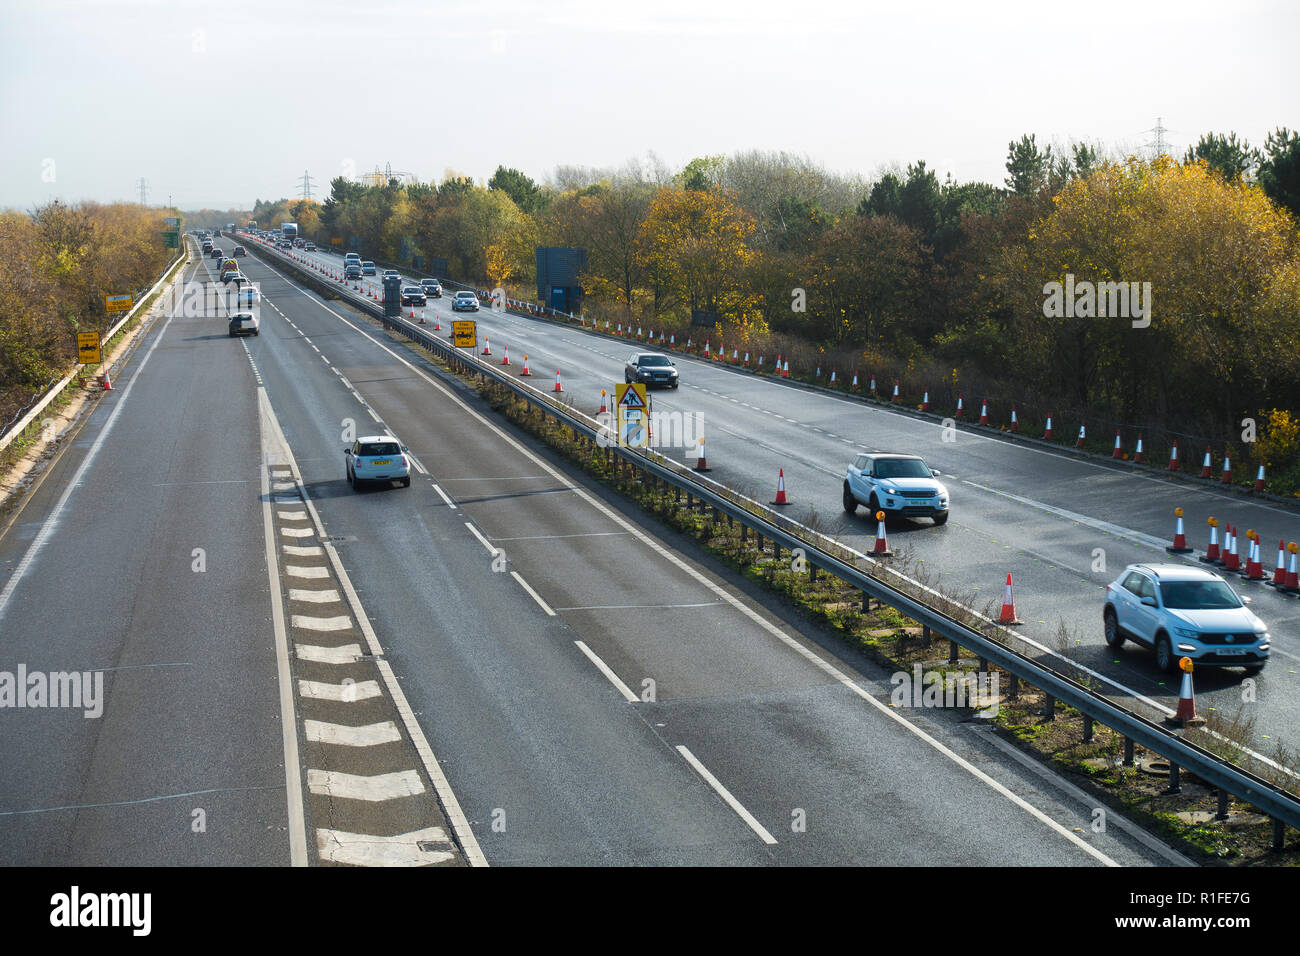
[[1103, 564, 1269, 674], [843, 453, 948, 524]]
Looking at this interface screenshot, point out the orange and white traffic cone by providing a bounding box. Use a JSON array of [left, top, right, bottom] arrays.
[[978, 399, 989, 425], [1254, 464, 1266, 492], [418, 308, 426, 325], [871, 511, 893, 557], [1076, 423, 1086, 448], [771, 468, 790, 505], [434, 317, 442, 331], [1244, 531, 1265, 580], [597, 389, 608, 414], [1134, 434, 1145, 464], [1111, 430, 1121, 458], [954, 393, 963, 417], [1166, 658, 1205, 727], [501, 345, 510, 366], [870, 375, 878, 396], [519, 354, 531, 376], [102, 373, 113, 391], [850, 372, 858, 390], [891, 382, 900, 403], [922, 390, 931, 412], [1221, 454, 1233, 484], [693, 437, 710, 472], [1281, 542, 1300, 593], [553, 370, 563, 393], [1200, 517, 1222, 564], [481, 338, 491, 356], [1009, 405, 1017, 431], [1167, 507, 1194, 554], [782, 360, 789, 379], [1268, 539, 1287, 586], [829, 369, 837, 384], [1044, 415, 1053, 439], [1223, 526, 1241, 571], [998, 573, 1023, 624], [1168, 440, 1180, 471], [1200, 446, 1213, 478], [409, 306, 415, 318]]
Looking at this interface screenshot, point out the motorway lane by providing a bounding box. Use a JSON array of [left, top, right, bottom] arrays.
[[0, 255, 290, 864], [232, 241, 1179, 865], [277, 241, 1300, 759]]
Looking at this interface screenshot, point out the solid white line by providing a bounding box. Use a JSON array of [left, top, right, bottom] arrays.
[[0, 309, 176, 623], [408, 455, 428, 475], [493, 531, 630, 542], [511, 571, 556, 616], [676, 745, 778, 845], [465, 522, 498, 555], [432, 484, 456, 509], [306, 769, 425, 802], [367, 408, 383, 423], [555, 602, 725, 611], [573, 641, 639, 703]]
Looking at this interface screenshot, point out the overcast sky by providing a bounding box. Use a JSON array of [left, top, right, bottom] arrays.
[[1, 0, 1295, 211]]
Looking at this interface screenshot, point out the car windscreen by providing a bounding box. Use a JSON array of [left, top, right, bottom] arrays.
[[1160, 580, 1243, 610], [358, 442, 401, 456], [638, 355, 671, 367], [873, 458, 932, 479]]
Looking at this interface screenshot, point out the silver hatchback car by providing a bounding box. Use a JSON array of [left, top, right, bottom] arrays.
[[1103, 564, 1269, 673]]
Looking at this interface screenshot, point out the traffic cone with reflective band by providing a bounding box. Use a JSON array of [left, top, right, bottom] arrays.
[[1009, 406, 1017, 431], [851, 372, 859, 390], [693, 437, 710, 472], [1112, 430, 1122, 458], [816, 365, 822, 378], [1200, 446, 1213, 478], [922, 390, 931, 412], [597, 389, 607, 414], [1268, 540, 1287, 586], [1281, 543, 1300, 593], [481, 338, 491, 356], [771, 468, 790, 505], [434, 317, 442, 331], [891, 382, 900, 403], [418, 308, 426, 325], [1255, 464, 1266, 492], [978, 399, 989, 425], [1076, 423, 1086, 448], [409, 305, 415, 318], [670, 334, 675, 346], [998, 573, 1023, 625], [1221, 454, 1232, 484], [782, 360, 790, 379], [829, 369, 837, 384], [1199, 517, 1222, 564], [553, 370, 563, 393], [1166, 507, 1193, 554], [1223, 526, 1241, 571], [519, 354, 530, 375], [1166, 658, 1206, 727], [871, 511, 893, 557], [870, 375, 878, 396], [501, 345, 510, 366], [1044, 415, 1053, 439], [1134, 435, 1145, 464], [955, 393, 964, 417], [1168, 440, 1180, 472], [102, 373, 113, 391], [1244, 531, 1265, 580]]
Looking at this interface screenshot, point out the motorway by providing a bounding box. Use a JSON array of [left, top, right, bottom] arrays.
[[0, 237, 1190, 865], [280, 240, 1300, 770]]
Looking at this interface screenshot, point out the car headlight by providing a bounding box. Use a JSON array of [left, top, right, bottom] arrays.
[[1173, 627, 1200, 640], [1177, 643, 1198, 653]]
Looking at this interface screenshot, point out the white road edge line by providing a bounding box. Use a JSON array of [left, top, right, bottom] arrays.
[[465, 522, 498, 555], [676, 745, 778, 845], [432, 484, 456, 509], [573, 641, 638, 703], [258, 386, 487, 867]]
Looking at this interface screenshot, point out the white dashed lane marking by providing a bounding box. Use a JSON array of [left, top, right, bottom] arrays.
[[305, 720, 402, 747], [298, 679, 382, 702], [295, 642, 363, 663], [307, 769, 425, 802]]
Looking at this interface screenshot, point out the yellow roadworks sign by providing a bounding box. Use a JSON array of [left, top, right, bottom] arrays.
[[104, 293, 133, 313], [452, 320, 477, 348], [77, 331, 102, 365]]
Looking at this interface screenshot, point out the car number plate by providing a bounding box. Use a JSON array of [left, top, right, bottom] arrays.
[[1217, 647, 1246, 655], [371, 459, 391, 465]]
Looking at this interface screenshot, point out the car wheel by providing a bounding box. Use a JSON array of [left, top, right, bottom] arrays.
[[1154, 633, 1176, 674], [672, 381, 679, 389], [932, 512, 949, 525], [1243, 663, 1265, 676], [346, 466, 353, 486], [842, 482, 858, 515], [400, 476, 411, 488], [868, 494, 882, 519], [1103, 608, 1125, 648], [253, 330, 259, 336], [228, 331, 235, 337]]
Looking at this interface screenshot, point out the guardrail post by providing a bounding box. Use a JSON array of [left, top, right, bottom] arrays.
[[1123, 736, 1135, 766], [922, 624, 930, 642], [1272, 818, 1286, 852], [740, 524, 747, 544], [1007, 673, 1019, 699], [809, 564, 818, 582], [948, 639, 959, 664], [977, 656, 987, 673], [1165, 761, 1181, 794], [1041, 694, 1056, 719], [861, 592, 873, 611], [1216, 789, 1230, 821], [1082, 714, 1094, 743]]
